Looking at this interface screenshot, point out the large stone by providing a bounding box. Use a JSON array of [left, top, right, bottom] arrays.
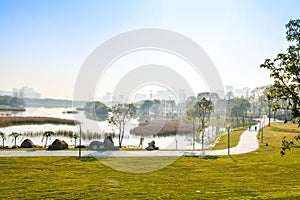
[[146, 140, 159, 151], [88, 141, 104, 150], [20, 139, 36, 148], [48, 139, 68, 150]]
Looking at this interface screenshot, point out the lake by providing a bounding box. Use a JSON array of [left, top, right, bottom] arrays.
[[0, 107, 222, 150]]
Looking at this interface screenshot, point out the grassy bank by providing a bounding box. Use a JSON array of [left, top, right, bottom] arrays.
[[0, 116, 76, 128], [212, 126, 248, 150], [0, 122, 299, 199]]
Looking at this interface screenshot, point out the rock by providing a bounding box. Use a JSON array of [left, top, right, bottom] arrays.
[[146, 140, 159, 151], [145, 145, 154, 151], [48, 139, 68, 150], [88, 141, 104, 150], [20, 139, 36, 148]]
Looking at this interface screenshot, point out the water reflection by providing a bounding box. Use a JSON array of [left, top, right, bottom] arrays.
[[0, 107, 222, 149]]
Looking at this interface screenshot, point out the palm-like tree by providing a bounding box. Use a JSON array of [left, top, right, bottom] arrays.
[[0, 132, 6, 148], [42, 131, 54, 148], [9, 132, 22, 147], [73, 134, 79, 147]]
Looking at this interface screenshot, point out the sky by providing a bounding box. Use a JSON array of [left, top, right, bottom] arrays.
[[1, 0, 300, 100]]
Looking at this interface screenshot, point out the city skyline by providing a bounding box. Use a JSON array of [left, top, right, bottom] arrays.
[[1, 1, 299, 99]]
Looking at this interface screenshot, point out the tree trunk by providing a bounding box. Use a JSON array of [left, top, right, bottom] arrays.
[[45, 137, 48, 148], [118, 125, 122, 148], [268, 105, 271, 126]]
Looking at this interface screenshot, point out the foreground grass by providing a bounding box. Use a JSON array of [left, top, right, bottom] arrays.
[[0, 122, 299, 199]]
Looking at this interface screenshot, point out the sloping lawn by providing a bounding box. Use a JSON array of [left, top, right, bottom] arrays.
[[0, 122, 299, 199]]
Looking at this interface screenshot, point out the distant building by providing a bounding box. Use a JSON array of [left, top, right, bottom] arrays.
[[133, 93, 147, 102], [226, 85, 233, 94]]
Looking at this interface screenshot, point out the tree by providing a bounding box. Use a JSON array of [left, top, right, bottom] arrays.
[[227, 98, 250, 127], [84, 101, 109, 121], [108, 103, 137, 148], [186, 108, 197, 150], [42, 131, 54, 148], [0, 132, 6, 148], [260, 19, 300, 154], [260, 19, 300, 125], [73, 134, 79, 147], [194, 98, 214, 151], [9, 132, 21, 147]]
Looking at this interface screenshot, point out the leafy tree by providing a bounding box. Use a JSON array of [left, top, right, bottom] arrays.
[[281, 135, 300, 156], [260, 19, 300, 154], [42, 131, 54, 148], [84, 101, 109, 121], [9, 132, 21, 147], [227, 97, 250, 127], [194, 98, 214, 151], [108, 103, 137, 148], [0, 132, 6, 148], [260, 19, 300, 125], [139, 100, 153, 115]]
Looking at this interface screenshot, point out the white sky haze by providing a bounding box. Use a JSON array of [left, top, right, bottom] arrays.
[[1, 0, 300, 99]]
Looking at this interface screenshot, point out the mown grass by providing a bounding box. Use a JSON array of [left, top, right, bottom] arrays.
[[0, 122, 299, 199], [212, 126, 248, 150]]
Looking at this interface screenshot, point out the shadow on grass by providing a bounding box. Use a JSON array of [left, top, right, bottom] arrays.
[[201, 156, 220, 160], [229, 155, 238, 162], [76, 157, 98, 162], [270, 126, 300, 134]]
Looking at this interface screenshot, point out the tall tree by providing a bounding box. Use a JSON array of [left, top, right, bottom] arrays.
[[260, 19, 300, 154], [227, 98, 250, 127], [260, 19, 300, 125], [194, 98, 214, 151], [108, 103, 137, 148]]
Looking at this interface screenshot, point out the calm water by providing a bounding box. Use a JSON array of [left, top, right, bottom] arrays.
[[0, 107, 221, 149]]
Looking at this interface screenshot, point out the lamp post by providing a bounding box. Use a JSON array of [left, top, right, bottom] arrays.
[[227, 125, 230, 156], [77, 122, 82, 158]]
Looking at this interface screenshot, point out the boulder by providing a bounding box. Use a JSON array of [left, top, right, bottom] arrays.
[[48, 139, 68, 150], [20, 139, 36, 148], [146, 140, 159, 151], [88, 141, 104, 150]]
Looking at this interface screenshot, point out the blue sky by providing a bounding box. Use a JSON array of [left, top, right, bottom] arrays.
[[1, 0, 300, 99]]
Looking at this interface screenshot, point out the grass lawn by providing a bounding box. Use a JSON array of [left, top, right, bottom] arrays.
[[0, 122, 299, 199], [212, 126, 247, 150]]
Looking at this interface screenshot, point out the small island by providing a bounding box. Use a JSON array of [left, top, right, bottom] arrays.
[[0, 116, 77, 128]]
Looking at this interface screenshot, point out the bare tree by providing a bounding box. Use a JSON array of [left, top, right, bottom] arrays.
[[108, 103, 137, 148]]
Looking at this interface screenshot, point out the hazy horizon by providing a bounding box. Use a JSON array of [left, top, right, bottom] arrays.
[[1, 0, 299, 99]]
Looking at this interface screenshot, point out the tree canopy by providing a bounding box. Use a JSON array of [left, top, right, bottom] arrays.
[[260, 19, 300, 155], [260, 19, 300, 125]]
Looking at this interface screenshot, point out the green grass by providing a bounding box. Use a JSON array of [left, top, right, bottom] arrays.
[[0, 122, 299, 199], [212, 126, 247, 150]]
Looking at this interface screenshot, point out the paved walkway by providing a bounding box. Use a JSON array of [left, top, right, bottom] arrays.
[[0, 120, 269, 157]]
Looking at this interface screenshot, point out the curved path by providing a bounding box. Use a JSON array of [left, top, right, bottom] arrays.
[[0, 120, 269, 157]]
